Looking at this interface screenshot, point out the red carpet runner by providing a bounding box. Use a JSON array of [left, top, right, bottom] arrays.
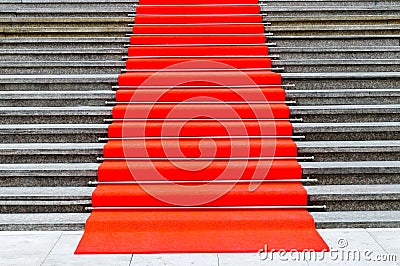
[[76, 0, 329, 254]]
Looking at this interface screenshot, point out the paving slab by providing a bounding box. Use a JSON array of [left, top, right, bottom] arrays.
[[366, 228, 400, 258], [43, 232, 131, 266], [132, 254, 218, 266], [0, 231, 61, 266]]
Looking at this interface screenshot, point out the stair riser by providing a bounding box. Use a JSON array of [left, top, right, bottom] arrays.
[[3, 80, 398, 91], [0, 12, 128, 18], [1, 95, 399, 107], [308, 174, 400, 186], [2, 66, 400, 75], [290, 97, 400, 106], [270, 20, 400, 26], [0, 54, 125, 61], [277, 51, 400, 60], [1, 131, 398, 143], [273, 39, 400, 47], [280, 65, 400, 73], [1, 219, 399, 231], [0, 83, 115, 91], [0, 115, 110, 124], [0, 151, 398, 164], [1, 172, 398, 187], [0, 99, 113, 107], [0, 22, 129, 28], [0, 176, 93, 187], [2, 20, 398, 28], [0, 224, 85, 231], [270, 29, 400, 36], [284, 79, 400, 90], [1, 1, 397, 9], [310, 200, 400, 212], [2, 199, 397, 213], [300, 152, 400, 162], [1, 51, 399, 61], [0, 133, 107, 143], [1, 32, 128, 38], [299, 132, 400, 141], [0, 96, 399, 107], [0, 204, 89, 213], [0, 66, 121, 75], [0, 155, 99, 164], [265, 11, 400, 16], [0, 4, 134, 9], [1, 9, 397, 16], [0, 42, 127, 49], [0, 113, 398, 124], [299, 114, 400, 123]]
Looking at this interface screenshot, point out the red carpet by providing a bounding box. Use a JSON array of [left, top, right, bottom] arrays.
[[76, 0, 329, 254]]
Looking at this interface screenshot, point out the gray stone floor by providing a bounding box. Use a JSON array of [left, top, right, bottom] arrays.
[[0, 229, 399, 266]]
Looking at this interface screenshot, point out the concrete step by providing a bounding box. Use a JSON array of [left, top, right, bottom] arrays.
[[267, 25, 400, 36], [2, 46, 398, 61], [0, 122, 398, 143], [0, 104, 398, 124], [270, 35, 400, 47], [0, 16, 131, 28], [262, 6, 400, 16], [2, 35, 395, 51], [0, 211, 399, 230], [307, 184, 400, 211], [291, 104, 400, 122], [293, 122, 400, 141], [0, 143, 103, 164], [0, 90, 115, 107], [3, 60, 400, 75], [0, 3, 134, 11], [0, 124, 108, 143], [281, 72, 400, 90], [0, 27, 130, 38], [0, 184, 398, 212], [0, 74, 118, 91], [297, 140, 400, 162], [302, 161, 400, 185], [0, 61, 125, 75], [0, 187, 92, 213], [0, 163, 98, 187], [0, 161, 399, 187], [0, 89, 398, 107], [1, 60, 399, 74], [0, 140, 398, 164], [1, 0, 397, 9], [267, 15, 400, 26], [270, 46, 400, 60], [1, 72, 399, 91], [0, 48, 127, 61], [276, 59, 400, 73], [0, 106, 112, 124], [312, 211, 400, 229], [0, 37, 128, 49], [0, 7, 398, 20], [1, 15, 398, 28], [286, 89, 400, 105], [0, 9, 130, 18]]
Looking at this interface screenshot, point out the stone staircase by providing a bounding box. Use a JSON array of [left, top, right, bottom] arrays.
[[0, 0, 399, 230]]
